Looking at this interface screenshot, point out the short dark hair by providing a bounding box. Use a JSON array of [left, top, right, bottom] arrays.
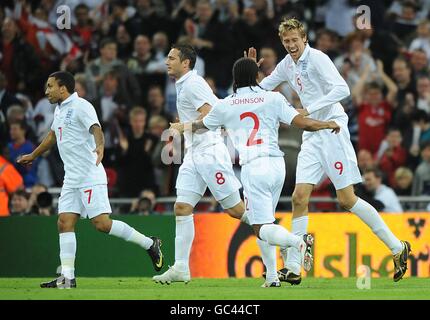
[[364, 167, 383, 179], [364, 81, 382, 92], [99, 38, 117, 49], [171, 43, 196, 69], [411, 109, 429, 123], [232, 57, 260, 93], [49, 71, 75, 93]]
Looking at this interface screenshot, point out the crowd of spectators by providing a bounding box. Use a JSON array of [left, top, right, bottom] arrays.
[[1, 0, 430, 214]]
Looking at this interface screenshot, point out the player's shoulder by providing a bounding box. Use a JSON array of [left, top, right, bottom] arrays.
[[308, 46, 331, 62], [74, 96, 95, 110]]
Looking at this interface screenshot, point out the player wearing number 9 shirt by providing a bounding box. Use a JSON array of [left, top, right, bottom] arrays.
[[247, 18, 410, 284], [171, 57, 341, 287], [17, 72, 164, 289]]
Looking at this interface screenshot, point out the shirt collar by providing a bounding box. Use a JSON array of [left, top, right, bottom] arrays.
[[298, 44, 311, 63], [235, 86, 264, 94], [176, 70, 196, 85], [59, 92, 78, 107]]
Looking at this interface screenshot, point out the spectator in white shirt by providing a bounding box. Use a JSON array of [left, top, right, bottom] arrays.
[[363, 168, 404, 213]]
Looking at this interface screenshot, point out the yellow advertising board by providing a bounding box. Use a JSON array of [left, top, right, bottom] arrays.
[[190, 213, 430, 278]]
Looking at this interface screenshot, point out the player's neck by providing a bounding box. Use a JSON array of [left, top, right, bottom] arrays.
[[176, 69, 191, 81], [58, 93, 72, 105]]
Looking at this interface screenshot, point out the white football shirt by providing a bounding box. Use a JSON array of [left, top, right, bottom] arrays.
[[259, 44, 350, 141], [175, 70, 223, 150], [51, 92, 107, 188], [203, 86, 299, 165]]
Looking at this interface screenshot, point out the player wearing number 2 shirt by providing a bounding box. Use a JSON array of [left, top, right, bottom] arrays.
[[247, 18, 410, 284], [18, 72, 164, 289], [171, 57, 341, 287]]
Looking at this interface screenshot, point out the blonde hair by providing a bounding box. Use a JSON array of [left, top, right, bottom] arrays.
[[149, 115, 168, 129], [129, 106, 147, 119], [395, 167, 413, 180], [278, 18, 307, 39]]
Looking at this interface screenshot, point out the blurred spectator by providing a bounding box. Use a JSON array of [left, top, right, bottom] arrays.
[[115, 24, 133, 59], [410, 48, 429, 76], [117, 107, 157, 197], [409, 19, 430, 60], [7, 120, 38, 188], [392, 56, 416, 109], [389, 0, 421, 41], [0, 17, 41, 99], [0, 71, 21, 119], [415, 75, 430, 114], [9, 189, 29, 216], [28, 183, 47, 213], [34, 191, 53, 216], [130, 189, 157, 215], [362, 168, 403, 213], [357, 149, 376, 174], [314, 28, 339, 60], [353, 61, 397, 155], [148, 115, 175, 196], [185, 0, 235, 96], [150, 31, 169, 73], [322, 0, 356, 37], [412, 141, 430, 198], [146, 85, 173, 122], [334, 32, 377, 88], [394, 167, 414, 196], [74, 74, 91, 101], [85, 37, 141, 105], [126, 35, 155, 75], [0, 154, 23, 216], [378, 128, 408, 187], [69, 3, 95, 53], [411, 109, 430, 144]]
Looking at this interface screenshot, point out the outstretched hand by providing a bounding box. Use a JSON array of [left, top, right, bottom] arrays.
[[93, 145, 104, 166], [244, 47, 264, 67], [17, 153, 35, 166]]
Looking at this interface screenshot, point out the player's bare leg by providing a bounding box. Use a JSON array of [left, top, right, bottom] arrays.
[[92, 214, 164, 272], [40, 213, 79, 289], [337, 185, 411, 281], [153, 201, 194, 284], [281, 183, 313, 284]]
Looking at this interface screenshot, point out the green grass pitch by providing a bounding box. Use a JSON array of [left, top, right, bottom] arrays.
[[1, 277, 430, 300]]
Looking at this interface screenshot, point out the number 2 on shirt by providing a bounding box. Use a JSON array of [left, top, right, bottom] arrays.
[[240, 112, 263, 146]]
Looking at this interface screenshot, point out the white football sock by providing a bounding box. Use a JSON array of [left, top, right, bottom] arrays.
[[59, 232, 76, 279], [257, 239, 278, 283], [350, 198, 403, 254], [174, 214, 195, 272], [259, 224, 302, 249], [286, 216, 308, 275], [109, 220, 154, 249]]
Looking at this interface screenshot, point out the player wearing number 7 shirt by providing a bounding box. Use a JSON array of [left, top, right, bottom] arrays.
[[17, 72, 164, 289], [171, 57, 341, 287], [247, 18, 410, 284]]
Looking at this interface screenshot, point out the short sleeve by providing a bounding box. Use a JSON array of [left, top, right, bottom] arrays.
[[185, 80, 217, 111], [78, 101, 101, 131], [202, 101, 225, 131], [50, 107, 58, 131], [277, 94, 299, 125]]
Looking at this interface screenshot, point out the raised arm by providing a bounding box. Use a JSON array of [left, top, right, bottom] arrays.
[[377, 60, 398, 106], [17, 130, 56, 165], [352, 63, 372, 106]]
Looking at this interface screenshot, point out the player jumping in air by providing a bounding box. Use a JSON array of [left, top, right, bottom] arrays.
[[18, 72, 164, 289], [246, 18, 410, 285], [171, 57, 341, 287]]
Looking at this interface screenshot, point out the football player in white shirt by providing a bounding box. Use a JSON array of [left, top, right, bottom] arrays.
[[246, 18, 410, 284], [171, 57, 341, 287], [18, 72, 164, 289], [153, 44, 251, 285]]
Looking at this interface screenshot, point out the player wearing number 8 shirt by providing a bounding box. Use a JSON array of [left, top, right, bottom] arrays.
[[171, 57, 341, 287], [153, 44, 251, 285], [17, 72, 164, 289], [247, 18, 410, 284]]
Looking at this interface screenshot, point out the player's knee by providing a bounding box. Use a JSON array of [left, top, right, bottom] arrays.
[[57, 216, 73, 233], [292, 190, 310, 208], [92, 218, 112, 233], [338, 196, 355, 211], [252, 225, 262, 238], [174, 202, 193, 216]]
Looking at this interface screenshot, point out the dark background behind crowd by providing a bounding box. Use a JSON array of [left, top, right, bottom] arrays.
[[1, 0, 430, 215]]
